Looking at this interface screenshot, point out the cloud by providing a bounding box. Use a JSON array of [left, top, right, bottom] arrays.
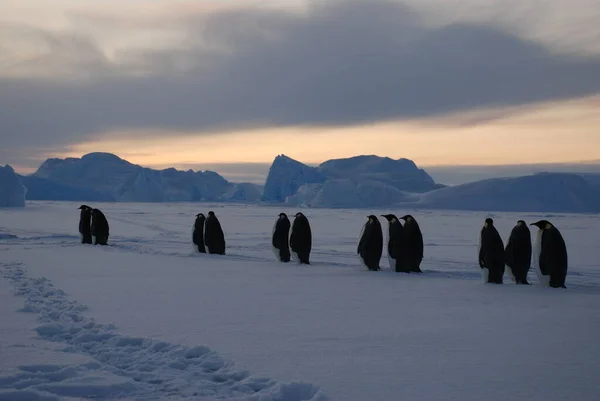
[[1, 0, 600, 165]]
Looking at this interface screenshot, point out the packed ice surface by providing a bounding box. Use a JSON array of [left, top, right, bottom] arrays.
[[1, 201, 600, 401]]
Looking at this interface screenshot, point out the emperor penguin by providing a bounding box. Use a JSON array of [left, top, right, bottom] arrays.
[[192, 213, 206, 253], [272, 213, 291, 262], [357, 215, 383, 271], [78, 205, 93, 244], [399, 215, 424, 273], [289, 212, 312, 264], [478, 218, 505, 284], [381, 214, 409, 273], [530, 220, 568, 288], [204, 211, 226, 255], [504, 220, 532, 284], [90, 208, 110, 246]]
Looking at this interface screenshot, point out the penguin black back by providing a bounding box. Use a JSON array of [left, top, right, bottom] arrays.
[[381, 214, 408, 273], [290, 212, 312, 264], [204, 211, 226, 255], [531, 220, 568, 288], [400, 215, 424, 273], [90, 208, 110, 246], [478, 218, 505, 283], [357, 215, 383, 271], [193, 213, 206, 253], [272, 213, 291, 262], [505, 220, 531, 284], [78, 205, 92, 244]]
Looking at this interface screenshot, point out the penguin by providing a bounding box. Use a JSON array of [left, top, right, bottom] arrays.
[[272, 213, 291, 262], [78, 205, 92, 244], [192, 213, 206, 253], [357, 215, 383, 271], [90, 208, 110, 246], [504, 220, 532, 284], [289, 212, 312, 264], [203, 211, 226, 255], [399, 215, 424, 273], [478, 218, 505, 284], [381, 214, 409, 273], [530, 220, 568, 288]]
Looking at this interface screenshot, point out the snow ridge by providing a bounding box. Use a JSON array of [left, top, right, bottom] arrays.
[[0, 262, 328, 401]]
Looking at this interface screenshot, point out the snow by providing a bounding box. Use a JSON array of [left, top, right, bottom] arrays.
[[0, 164, 26, 207], [1, 201, 600, 401]]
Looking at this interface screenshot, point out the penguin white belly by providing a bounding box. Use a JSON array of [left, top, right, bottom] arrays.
[[203, 221, 210, 254], [192, 225, 199, 253], [532, 229, 549, 286], [356, 225, 369, 269], [271, 221, 281, 262], [386, 253, 395, 272], [384, 228, 395, 271], [288, 229, 300, 264], [92, 235, 97, 245], [505, 265, 516, 283], [481, 268, 489, 283], [477, 231, 485, 282]]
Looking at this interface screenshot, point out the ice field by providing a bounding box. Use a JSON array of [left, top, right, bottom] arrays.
[[1, 201, 600, 401]]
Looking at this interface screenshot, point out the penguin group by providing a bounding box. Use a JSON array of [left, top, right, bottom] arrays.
[[77, 205, 110, 245], [357, 214, 424, 273], [271, 212, 312, 264], [192, 211, 226, 255], [77, 206, 569, 288], [478, 218, 568, 288]]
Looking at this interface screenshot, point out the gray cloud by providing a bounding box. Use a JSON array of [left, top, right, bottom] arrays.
[[1, 0, 600, 166]]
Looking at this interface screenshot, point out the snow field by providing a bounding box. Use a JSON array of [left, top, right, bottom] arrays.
[[1, 201, 599, 401]]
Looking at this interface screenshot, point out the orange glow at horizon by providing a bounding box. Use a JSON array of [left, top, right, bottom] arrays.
[[48, 95, 600, 171]]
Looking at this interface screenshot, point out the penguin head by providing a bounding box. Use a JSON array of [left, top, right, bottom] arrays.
[[381, 214, 397, 222], [196, 213, 205, 218], [208, 211, 215, 217], [484, 217, 494, 227], [295, 212, 304, 218], [278, 212, 288, 219], [516, 220, 526, 226], [400, 215, 413, 222], [78, 205, 90, 210], [531, 220, 552, 229], [366, 215, 379, 223]]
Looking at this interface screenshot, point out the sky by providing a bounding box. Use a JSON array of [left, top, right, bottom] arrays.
[[1, 0, 599, 182]]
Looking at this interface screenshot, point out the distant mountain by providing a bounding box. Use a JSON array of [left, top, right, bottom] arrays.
[[418, 172, 600, 213], [262, 154, 437, 207], [0, 165, 26, 207], [262, 155, 327, 202], [319, 155, 436, 193], [7, 153, 600, 213], [25, 153, 262, 203], [18, 175, 113, 202]]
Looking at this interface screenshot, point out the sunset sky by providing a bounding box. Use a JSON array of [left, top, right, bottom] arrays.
[[1, 0, 599, 183]]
